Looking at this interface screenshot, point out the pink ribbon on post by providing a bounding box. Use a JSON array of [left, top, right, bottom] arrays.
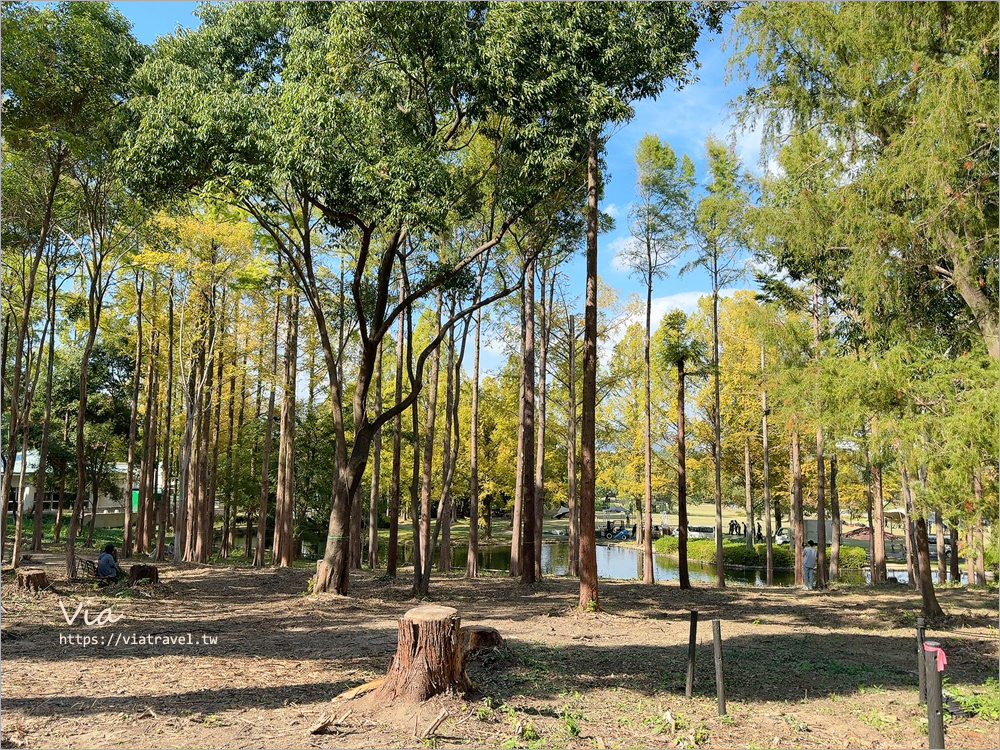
[[923, 642, 948, 672]]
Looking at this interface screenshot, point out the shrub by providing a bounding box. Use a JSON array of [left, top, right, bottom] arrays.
[[654, 536, 678, 554]]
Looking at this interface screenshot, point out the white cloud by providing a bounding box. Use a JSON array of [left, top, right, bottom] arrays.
[[607, 235, 641, 272], [603, 202, 622, 219]]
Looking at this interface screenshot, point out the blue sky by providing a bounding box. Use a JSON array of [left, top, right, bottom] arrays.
[[111, 2, 761, 370]]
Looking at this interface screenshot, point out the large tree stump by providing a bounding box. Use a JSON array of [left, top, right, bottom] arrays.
[[374, 605, 472, 703], [16, 568, 48, 593]]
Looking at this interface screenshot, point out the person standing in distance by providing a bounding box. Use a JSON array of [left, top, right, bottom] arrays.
[[803, 540, 818, 590]]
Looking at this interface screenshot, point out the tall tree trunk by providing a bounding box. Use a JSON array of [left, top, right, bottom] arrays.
[[711, 253, 724, 589], [743, 437, 753, 551], [467, 283, 483, 579], [368, 342, 383, 569], [124, 274, 144, 557], [222, 336, 240, 559], [510, 281, 526, 579], [194, 330, 213, 563], [533, 265, 551, 580], [416, 291, 443, 595], [791, 428, 803, 586], [973, 472, 985, 584], [901, 467, 917, 589], [520, 259, 536, 586], [65, 285, 102, 579], [813, 287, 827, 588], [935, 508, 947, 584], [274, 295, 299, 567], [567, 314, 579, 578], [207, 314, 227, 561], [872, 463, 887, 583], [388, 278, 405, 577], [642, 276, 654, 583], [54, 461, 67, 543], [815, 433, 827, 588], [1, 151, 63, 562], [830, 453, 841, 582], [677, 363, 690, 590], [254, 298, 281, 567], [761, 347, 773, 585], [948, 517, 960, 584], [578, 130, 600, 611], [913, 514, 944, 617], [437, 309, 457, 574], [143, 343, 161, 555], [32, 270, 59, 552], [157, 295, 174, 562]]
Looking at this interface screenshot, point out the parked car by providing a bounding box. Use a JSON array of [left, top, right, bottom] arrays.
[[687, 525, 716, 540], [774, 527, 790, 545]]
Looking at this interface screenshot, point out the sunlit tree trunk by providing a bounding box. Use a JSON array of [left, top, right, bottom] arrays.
[[388, 278, 405, 577], [520, 259, 536, 586], [791, 428, 803, 586], [467, 282, 483, 579], [533, 265, 552, 580], [368, 342, 383, 569], [761, 347, 773, 585], [416, 291, 442, 595], [156, 288, 175, 562], [253, 298, 281, 567], [123, 274, 144, 557], [274, 294, 299, 567], [872, 463, 887, 583], [677, 362, 690, 590], [32, 269, 58, 553], [830, 453, 841, 582], [578, 130, 600, 610], [743, 437, 753, 551], [567, 314, 579, 578]]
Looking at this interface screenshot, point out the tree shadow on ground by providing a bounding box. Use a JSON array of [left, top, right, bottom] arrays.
[[472, 629, 997, 707]]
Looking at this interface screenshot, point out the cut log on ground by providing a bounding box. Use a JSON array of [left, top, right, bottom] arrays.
[[460, 625, 504, 664], [16, 568, 48, 593], [373, 604, 472, 703], [127, 564, 159, 586]]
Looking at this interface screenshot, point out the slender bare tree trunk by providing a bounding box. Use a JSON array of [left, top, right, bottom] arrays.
[[274, 295, 299, 567], [677, 363, 690, 590], [416, 291, 443, 595], [254, 298, 281, 567], [935, 508, 947, 584], [791, 428, 803, 586], [872, 463, 887, 583], [2, 151, 63, 562], [124, 275, 144, 557], [901, 466, 917, 589], [761, 347, 773, 585], [32, 270, 59, 552], [520, 259, 536, 586], [711, 253, 724, 589], [156, 290, 174, 562], [816, 440, 827, 588], [579, 130, 600, 610], [948, 517, 960, 583], [973, 471, 986, 584], [830, 453, 841, 582], [510, 282, 525, 579], [467, 282, 483, 579], [438, 310, 457, 574], [388, 278, 405, 577], [368, 342, 383, 569], [743, 437, 753, 551], [567, 314, 579, 578], [533, 265, 551, 580], [641, 275, 654, 583]]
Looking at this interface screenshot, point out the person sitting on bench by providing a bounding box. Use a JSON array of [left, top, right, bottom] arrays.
[[96, 543, 122, 581]]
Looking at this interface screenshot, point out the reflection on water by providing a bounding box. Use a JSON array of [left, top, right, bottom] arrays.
[[391, 539, 852, 586]]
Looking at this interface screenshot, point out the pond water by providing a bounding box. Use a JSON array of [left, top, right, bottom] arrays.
[[395, 539, 819, 586]]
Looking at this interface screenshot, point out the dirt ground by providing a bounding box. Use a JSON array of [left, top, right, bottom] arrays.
[[1, 553, 997, 750]]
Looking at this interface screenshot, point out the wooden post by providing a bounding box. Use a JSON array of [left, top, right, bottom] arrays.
[[923, 640, 945, 749], [712, 619, 726, 715], [374, 605, 472, 703], [686, 610, 698, 699], [916, 615, 926, 704]]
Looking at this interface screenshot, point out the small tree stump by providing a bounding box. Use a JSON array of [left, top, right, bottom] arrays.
[[16, 568, 48, 593], [374, 604, 472, 703], [460, 625, 504, 664], [127, 564, 159, 586]]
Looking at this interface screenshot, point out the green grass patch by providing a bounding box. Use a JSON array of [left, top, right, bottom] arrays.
[[653, 536, 865, 570]]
